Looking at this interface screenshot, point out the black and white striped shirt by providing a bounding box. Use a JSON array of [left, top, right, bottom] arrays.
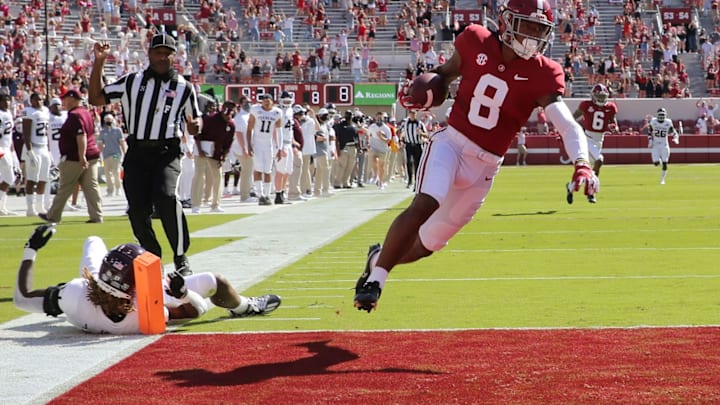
[[103, 70, 200, 141], [399, 118, 427, 145]]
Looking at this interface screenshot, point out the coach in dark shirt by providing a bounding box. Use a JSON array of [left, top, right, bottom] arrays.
[[191, 101, 237, 212], [41, 88, 102, 223], [88, 33, 202, 275], [333, 111, 359, 189]]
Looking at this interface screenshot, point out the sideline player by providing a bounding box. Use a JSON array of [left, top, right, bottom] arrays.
[[647, 108, 679, 185], [353, 0, 597, 313], [13, 224, 282, 334], [274, 91, 296, 204], [0, 94, 18, 215], [246, 94, 283, 205], [22, 92, 52, 216], [570, 83, 618, 203]]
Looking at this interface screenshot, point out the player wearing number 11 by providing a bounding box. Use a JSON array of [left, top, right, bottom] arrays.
[[354, 0, 598, 313]]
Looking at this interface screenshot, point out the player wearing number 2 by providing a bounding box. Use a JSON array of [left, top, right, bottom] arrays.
[[353, 0, 598, 312], [648, 108, 679, 185], [572, 83, 618, 203], [22, 93, 52, 217]]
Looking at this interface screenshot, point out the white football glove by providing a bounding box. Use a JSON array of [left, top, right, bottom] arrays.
[[672, 135, 679, 145]]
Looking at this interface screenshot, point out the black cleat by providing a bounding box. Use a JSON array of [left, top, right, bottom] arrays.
[[174, 256, 192, 276], [587, 194, 597, 203], [566, 182, 573, 205], [354, 281, 382, 313], [354, 243, 382, 312]]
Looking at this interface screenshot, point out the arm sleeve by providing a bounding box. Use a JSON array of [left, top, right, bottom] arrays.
[[544, 101, 589, 163]]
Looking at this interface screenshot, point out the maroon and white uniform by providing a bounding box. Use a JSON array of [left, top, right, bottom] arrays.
[[418, 24, 566, 251], [576, 100, 618, 163], [14, 236, 216, 334], [447, 25, 564, 157]]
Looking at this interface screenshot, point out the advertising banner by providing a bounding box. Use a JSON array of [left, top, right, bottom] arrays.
[[353, 83, 398, 106]]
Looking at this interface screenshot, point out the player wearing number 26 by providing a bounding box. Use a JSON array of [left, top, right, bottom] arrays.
[[353, 0, 598, 313]]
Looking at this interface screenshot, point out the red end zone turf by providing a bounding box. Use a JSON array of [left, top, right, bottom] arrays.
[[51, 328, 720, 404]]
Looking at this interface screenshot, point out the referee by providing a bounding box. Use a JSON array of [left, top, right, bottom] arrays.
[[88, 33, 202, 275], [398, 110, 427, 189]]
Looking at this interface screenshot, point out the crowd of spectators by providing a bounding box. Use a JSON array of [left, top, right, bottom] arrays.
[[183, 0, 457, 84], [5, 0, 720, 117], [553, 0, 701, 100]]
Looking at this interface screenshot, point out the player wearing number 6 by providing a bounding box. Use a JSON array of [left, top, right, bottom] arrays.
[[354, 0, 597, 313], [571, 83, 619, 203]]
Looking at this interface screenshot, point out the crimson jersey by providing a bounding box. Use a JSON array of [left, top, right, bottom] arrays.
[[447, 25, 565, 157], [577, 100, 618, 133]]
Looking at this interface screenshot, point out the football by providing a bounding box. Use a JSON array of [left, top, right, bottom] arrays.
[[406, 72, 448, 109]]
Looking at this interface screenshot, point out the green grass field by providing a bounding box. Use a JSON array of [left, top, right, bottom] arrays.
[[2, 164, 719, 332]]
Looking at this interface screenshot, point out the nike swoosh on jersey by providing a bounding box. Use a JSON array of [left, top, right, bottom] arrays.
[[514, 74, 529, 81]]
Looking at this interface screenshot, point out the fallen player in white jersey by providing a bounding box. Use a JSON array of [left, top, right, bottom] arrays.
[[13, 224, 281, 334]]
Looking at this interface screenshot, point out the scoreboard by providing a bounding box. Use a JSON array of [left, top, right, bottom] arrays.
[[225, 83, 354, 106], [225, 84, 282, 103]]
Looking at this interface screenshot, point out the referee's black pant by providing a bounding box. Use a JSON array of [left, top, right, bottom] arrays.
[[405, 143, 424, 186], [123, 138, 190, 265]]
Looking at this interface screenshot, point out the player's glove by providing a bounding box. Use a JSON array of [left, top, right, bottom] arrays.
[[25, 224, 56, 250], [672, 135, 679, 145], [647, 138, 653, 148], [397, 80, 424, 111], [165, 270, 188, 299], [568, 160, 599, 197]]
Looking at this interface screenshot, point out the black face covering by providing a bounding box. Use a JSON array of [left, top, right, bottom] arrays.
[[145, 68, 175, 82]]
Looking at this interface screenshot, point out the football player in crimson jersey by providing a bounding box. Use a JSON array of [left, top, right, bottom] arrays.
[[572, 83, 619, 203], [354, 0, 597, 313], [14, 225, 281, 334]]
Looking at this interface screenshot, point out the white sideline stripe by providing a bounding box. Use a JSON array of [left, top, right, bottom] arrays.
[[183, 324, 720, 334], [273, 274, 720, 284]]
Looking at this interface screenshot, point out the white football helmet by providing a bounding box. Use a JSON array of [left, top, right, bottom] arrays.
[[656, 108, 667, 122]]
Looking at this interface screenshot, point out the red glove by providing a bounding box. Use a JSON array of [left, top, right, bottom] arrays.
[[397, 80, 426, 111], [569, 160, 599, 196]]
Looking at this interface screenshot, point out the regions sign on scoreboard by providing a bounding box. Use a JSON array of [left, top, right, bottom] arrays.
[[225, 83, 354, 106]]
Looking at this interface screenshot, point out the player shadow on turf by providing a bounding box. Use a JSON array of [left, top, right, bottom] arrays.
[[155, 339, 443, 386], [491, 210, 557, 217]]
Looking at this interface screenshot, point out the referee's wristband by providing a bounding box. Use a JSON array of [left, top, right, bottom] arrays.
[[23, 248, 37, 261]]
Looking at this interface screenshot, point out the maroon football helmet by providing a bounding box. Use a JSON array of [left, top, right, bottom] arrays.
[[97, 243, 146, 300], [591, 83, 610, 106], [498, 0, 555, 60]]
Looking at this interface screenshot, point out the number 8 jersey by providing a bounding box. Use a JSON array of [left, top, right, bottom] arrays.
[[446, 24, 564, 157]]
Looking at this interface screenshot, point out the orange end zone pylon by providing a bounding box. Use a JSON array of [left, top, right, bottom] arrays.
[[133, 252, 166, 335]]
